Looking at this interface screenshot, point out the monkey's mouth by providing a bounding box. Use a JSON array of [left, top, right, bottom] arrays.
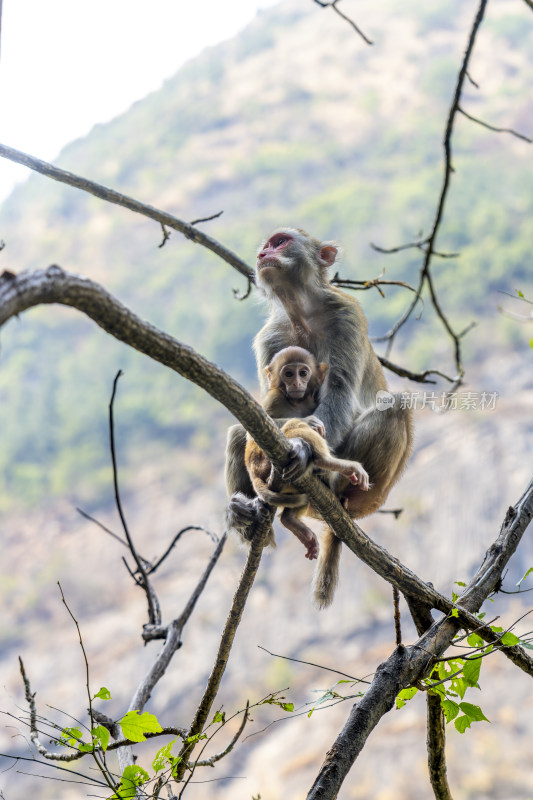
[[287, 390, 306, 399], [257, 257, 280, 270]]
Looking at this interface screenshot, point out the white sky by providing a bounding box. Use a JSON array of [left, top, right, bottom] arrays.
[[0, 0, 279, 202]]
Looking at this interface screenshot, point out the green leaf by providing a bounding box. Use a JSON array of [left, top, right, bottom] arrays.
[[396, 686, 418, 709], [462, 657, 482, 687], [530, 338, 533, 350], [60, 727, 86, 749], [212, 710, 226, 724], [152, 738, 177, 772], [459, 702, 490, 723], [261, 696, 294, 712], [466, 633, 484, 648], [454, 715, 471, 734], [92, 725, 110, 752], [500, 632, 520, 647], [94, 686, 112, 701], [517, 567, 533, 588], [441, 699, 460, 723], [454, 581, 466, 587], [520, 641, 533, 650], [453, 678, 468, 700], [518, 290, 525, 298], [450, 608, 459, 618], [109, 765, 150, 799], [186, 733, 208, 744], [120, 710, 163, 743]]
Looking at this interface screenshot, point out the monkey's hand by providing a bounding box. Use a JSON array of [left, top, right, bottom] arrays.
[[281, 438, 313, 483], [305, 415, 326, 439]]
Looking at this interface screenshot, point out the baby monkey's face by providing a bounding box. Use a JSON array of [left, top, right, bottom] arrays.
[[279, 362, 312, 400]]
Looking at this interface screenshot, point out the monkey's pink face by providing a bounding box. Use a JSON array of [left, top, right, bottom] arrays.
[[256, 232, 294, 273]]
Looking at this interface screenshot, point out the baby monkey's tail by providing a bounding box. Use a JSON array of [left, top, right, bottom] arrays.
[[312, 528, 341, 609]]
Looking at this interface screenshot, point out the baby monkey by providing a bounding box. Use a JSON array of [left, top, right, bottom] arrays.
[[245, 347, 369, 560]]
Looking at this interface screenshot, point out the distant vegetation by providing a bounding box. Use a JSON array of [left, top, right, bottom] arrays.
[[1, 0, 531, 508]]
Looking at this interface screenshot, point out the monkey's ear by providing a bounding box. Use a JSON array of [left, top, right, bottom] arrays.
[[318, 363, 329, 383], [319, 245, 338, 266]]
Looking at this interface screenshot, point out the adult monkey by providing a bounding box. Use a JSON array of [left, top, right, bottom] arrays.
[[225, 228, 413, 602]]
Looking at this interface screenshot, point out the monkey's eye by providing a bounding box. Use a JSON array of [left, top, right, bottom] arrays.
[[299, 369, 310, 378], [284, 370, 294, 378], [272, 235, 288, 248]]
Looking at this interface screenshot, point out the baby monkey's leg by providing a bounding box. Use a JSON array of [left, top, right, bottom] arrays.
[[279, 506, 319, 560]]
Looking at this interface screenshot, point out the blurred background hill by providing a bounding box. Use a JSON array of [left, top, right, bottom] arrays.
[[1, 0, 533, 798]]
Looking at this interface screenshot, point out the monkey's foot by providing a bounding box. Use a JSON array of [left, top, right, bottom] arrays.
[[304, 534, 319, 561], [344, 462, 370, 491], [226, 493, 275, 544], [281, 438, 313, 482]]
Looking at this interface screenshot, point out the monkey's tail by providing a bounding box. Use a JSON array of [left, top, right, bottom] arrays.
[[253, 480, 308, 508], [312, 529, 341, 609]]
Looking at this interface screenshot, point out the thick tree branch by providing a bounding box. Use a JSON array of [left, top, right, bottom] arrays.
[[0, 143, 254, 281]]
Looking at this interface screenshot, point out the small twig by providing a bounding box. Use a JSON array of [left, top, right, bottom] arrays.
[[143, 532, 228, 642], [57, 584, 94, 735], [393, 587, 402, 646], [466, 70, 479, 88], [377, 508, 403, 519], [458, 106, 532, 143], [312, 0, 373, 45], [76, 507, 128, 549], [189, 211, 224, 226], [108, 370, 159, 626], [257, 646, 371, 683], [194, 702, 250, 767], [0, 752, 109, 787], [150, 525, 219, 573], [376, 355, 460, 385], [158, 224, 171, 249], [233, 277, 253, 301], [331, 271, 419, 297], [370, 240, 459, 259]]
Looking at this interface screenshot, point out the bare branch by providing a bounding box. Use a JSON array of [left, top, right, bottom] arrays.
[[458, 105, 532, 143], [194, 702, 250, 767], [173, 512, 274, 782], [0, 143, 253, 281], [189, 211, 224, 226], [312, 0, 373, 45], [150, 525, 219, 573], [257, 645, 370, 683], [376, 355, 459, 385], [393, 587, 402, 645], [371, 0, 489, 380], [109, 370, 160, 626]]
